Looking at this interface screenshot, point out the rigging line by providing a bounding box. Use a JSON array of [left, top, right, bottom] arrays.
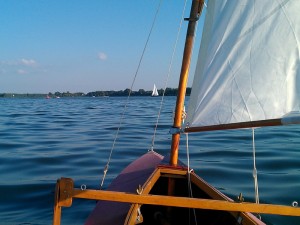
[[100, 0, 163, 189], [150, 0, 189, 150], [185, 132, 198, 225], [252, 128, 260, 204]]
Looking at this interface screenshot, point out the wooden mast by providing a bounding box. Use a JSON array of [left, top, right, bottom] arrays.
[[170, 0, 204, 166]]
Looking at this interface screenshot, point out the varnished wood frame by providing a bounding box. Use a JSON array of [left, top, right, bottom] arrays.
[[124, 167, 264, 225], [53, 168, 300, 225]]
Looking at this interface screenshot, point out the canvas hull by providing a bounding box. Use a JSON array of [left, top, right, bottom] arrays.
[[85, 151, 164, 225]]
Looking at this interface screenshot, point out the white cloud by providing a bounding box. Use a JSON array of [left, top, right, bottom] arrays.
[[0, 58, 41, 76], [17, 69, 27, 74], [0, 59, 37, 67], [98, 52, 107, 61], [20, 58, 37, 67]]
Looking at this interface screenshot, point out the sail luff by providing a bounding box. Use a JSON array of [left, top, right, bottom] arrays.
[[186, 0, 300, 129]]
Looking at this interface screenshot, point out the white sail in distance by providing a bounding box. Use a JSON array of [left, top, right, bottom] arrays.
[[152, 84, 159, 97], [186, 0, 300, 129]]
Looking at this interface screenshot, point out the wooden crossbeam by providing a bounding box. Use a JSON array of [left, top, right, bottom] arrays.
[[53, 177, 300, 225], [71, 188, 300, 217]]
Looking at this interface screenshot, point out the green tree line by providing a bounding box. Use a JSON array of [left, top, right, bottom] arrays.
[[0, 88, 191, 98]]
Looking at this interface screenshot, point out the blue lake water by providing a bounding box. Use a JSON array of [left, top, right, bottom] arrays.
[[0, 97, 300, 225]]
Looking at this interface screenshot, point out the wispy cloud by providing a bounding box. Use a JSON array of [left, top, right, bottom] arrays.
[[17, 69, 27, 74], [20, 58, 37, 67], [0, 60, 16, 66], [98, 52, 107, 61], [0, 58, 38, 67], [0, 58, 39, 75]]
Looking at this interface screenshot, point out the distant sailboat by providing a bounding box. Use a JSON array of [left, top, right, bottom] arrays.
[[151, 84, 159, 97]]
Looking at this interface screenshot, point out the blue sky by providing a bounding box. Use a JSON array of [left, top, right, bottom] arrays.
[[0, 0, 204, 93]]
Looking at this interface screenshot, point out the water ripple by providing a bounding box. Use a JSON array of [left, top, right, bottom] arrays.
[[0, 97, 299, 224]]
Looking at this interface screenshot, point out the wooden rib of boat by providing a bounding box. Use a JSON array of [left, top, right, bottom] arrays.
[[53, 0, 300, 224]]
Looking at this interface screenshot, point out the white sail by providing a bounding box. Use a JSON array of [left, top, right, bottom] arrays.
[[152, 84, 159, 96], [186, 0, 300, 129]]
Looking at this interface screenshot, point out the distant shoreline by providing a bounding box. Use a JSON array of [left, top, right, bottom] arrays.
[[0, 87, 191, 98]]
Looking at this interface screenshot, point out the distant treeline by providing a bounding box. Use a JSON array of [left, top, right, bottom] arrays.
[[85, 87, 191, 97], [0, 87, 191, 98]]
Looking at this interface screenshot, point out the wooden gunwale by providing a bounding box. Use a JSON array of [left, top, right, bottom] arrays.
[[53, 167, 300, 225], [54, 171, 300, 218]]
